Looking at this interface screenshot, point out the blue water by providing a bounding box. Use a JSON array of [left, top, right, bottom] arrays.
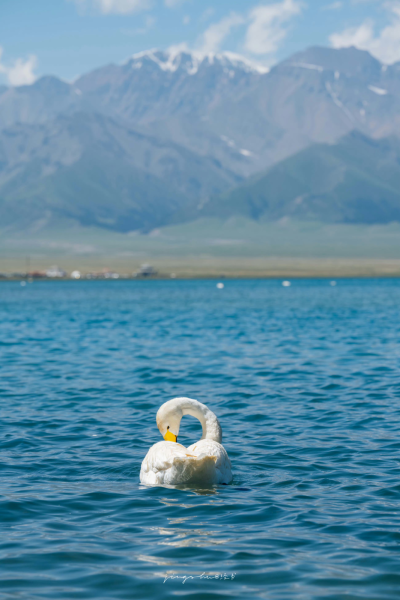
[[1, 279, 400, 600]]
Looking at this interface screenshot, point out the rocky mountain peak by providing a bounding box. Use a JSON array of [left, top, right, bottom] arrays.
[[127, 48, 269, 76], [280, 45, 383, 78]]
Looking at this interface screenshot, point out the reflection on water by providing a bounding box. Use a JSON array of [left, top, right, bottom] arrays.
[[1, 279, 400, 599], [156, 484, 219, 496]]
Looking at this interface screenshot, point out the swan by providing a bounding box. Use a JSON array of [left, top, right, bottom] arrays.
[[140, 397, 232, 485]]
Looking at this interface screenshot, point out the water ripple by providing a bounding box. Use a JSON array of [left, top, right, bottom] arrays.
[[1, 279, 400, 599]]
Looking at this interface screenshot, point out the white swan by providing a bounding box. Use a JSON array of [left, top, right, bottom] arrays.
[[140, 397, 232, 485]]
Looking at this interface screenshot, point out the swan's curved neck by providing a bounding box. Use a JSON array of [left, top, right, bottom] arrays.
[[175, 398, 222, 443]]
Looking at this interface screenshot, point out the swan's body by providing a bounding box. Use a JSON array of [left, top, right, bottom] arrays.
[[140, 398, 232, 485]]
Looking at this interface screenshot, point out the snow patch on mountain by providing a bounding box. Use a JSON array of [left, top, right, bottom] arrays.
[[289, 62, 324, 72], [128, 48, 269, 76], [325, 82, 355, 123], [221, 135, 235, 148], [368, 85, 388, 96]]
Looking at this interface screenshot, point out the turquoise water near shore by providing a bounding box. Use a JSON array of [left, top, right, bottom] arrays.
[[1, 279, 400, 599]]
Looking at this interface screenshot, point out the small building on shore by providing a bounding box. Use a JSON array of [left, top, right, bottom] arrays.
[[136, 264, 157, 277], [46, 266, 67, 278]]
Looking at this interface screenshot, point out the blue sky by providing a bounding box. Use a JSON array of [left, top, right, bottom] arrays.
[[0, 0, 399, 86]]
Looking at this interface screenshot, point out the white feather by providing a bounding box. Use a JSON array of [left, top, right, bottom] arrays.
[[140, 398, 232, 485]]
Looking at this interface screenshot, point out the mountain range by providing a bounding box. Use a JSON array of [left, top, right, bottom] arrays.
[[2, 45, 400, 232], [200, 132, 400, 224]]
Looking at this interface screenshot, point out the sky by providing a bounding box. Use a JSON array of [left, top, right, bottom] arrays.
[[1, 0, 399, 86]]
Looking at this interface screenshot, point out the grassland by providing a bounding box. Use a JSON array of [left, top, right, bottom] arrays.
[[2, 218, 400, 278]]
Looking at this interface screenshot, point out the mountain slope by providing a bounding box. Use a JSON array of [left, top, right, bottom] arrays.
[[73, 46, 400, 173], [0, 148, 187, 232], [3, 46, 400, 178], [0, 111, 240, 232], [0, 110, 240, 198], [2, 46, 400, 232], [199, 132, 400, 224]]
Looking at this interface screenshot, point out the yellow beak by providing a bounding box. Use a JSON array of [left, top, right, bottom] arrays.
[[164, 430, 177, 443]]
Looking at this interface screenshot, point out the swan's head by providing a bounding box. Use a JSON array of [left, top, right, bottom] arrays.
[[156, 397, 221, 444], [156, 399, 183, 443]]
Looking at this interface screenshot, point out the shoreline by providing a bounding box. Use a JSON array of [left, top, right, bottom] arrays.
[[4, 257, 400, 280], [4, 219, 400, 280], [4, 272, 400, 282]]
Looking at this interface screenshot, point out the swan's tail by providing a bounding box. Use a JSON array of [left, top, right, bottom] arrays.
[[169, 453, 218, 484]]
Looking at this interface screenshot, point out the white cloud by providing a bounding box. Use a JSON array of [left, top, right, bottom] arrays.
[[73, 0, 151, 14], [244, 0, 303, 55], [200, 8, 215, 23], [323, 1, 343, 10], [330, 21, 374, 49], [122, 14, 155, 34], [0, 47, 38, 86], [164, 0, 186, 7], [329, 2, 400, 64], [198, 13, 245, 54]]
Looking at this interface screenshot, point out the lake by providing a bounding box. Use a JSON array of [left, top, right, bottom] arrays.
[[1, 279, 400, 599]]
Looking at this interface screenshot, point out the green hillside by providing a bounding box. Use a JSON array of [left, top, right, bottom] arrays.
[[4, 216, 400, 260], [0, 147, 188, 232], [0, 111, 239, 233], [199, 133, 400, 224]]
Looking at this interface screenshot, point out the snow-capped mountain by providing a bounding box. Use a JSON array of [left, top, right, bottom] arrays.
[[125, 48, 270, 75], [3, 45, 400, 232], [2, 45, 400, 175]]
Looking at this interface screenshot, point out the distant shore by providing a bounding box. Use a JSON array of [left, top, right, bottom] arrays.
[[4, 219, 400, 280], [3, 257, 400, 280]]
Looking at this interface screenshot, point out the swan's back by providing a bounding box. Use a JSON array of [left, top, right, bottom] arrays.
[[140, 440, 232, 485]]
